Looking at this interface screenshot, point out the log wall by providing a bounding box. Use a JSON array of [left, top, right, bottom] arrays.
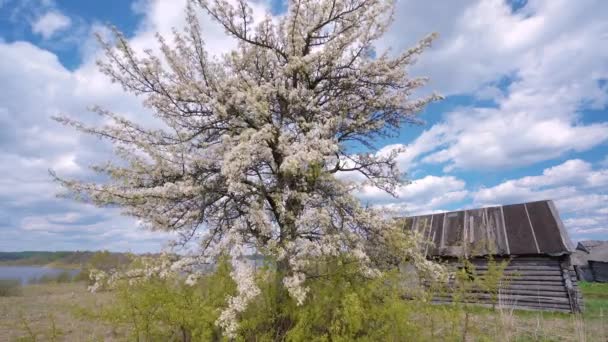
[[431, 255, 583, 313]]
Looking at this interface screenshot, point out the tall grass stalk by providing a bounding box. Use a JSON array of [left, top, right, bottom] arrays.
[[18, 312, 37, 342], [0, 278, 22, 297]]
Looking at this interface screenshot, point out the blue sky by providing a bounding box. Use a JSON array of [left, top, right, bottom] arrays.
[[0, 0, 606, 252]]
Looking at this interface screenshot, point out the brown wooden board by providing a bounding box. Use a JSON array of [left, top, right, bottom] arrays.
[[438, 293, 571, 304], [402, 217, 414, 232], [432, 301, 573, 313], [475, 265, 559, 271], [462, 289, 568, 297], [503, 204, 537, 254], [503, 284, 567, 292], [505, 275, 565, 281], [474, 270, 563, 276], [466, 208, 489, 255], [487, 206, 509, 254], [415, 215, 433, 239], [525, 201, 567, 254], [505, 280, 566, 286], [508, 256, 561, 263], [444, 211, 464, 247], [403, 200, 572, 258], [431, 213, 445, 253], [589, 261, 608, 282]]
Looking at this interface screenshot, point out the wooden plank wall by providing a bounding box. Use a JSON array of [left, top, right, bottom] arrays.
[[431, 256, 583, 313], [589, 261, 608, 282]]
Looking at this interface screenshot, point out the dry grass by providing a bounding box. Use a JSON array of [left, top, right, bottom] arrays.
[[0, 283, 124, 342], [412, 305, 605, 342], [0, 282, 606, 341], [435, 292, 607, 342]]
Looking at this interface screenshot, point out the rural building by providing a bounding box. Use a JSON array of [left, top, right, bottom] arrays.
[[403, 200, 583, 313], [572, 240, 608, 282]]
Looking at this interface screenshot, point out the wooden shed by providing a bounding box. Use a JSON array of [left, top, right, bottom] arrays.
[[588, 261, 608, 282], [403, 200, 583, 313], [572, 240, 608, 282]]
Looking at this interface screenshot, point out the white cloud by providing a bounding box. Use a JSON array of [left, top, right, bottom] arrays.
[[378, 0, 532, 95], [31, 10, 71, 39], [484, 158, 607, 190], [0, 0, 274, 252], [564, 217, 608, 235], [472, 159, 608, 238], [2, 0, 608, 250], [356, 175, 468, 215], [389, 116, 607, 173], [473, 159, 608, 206], [419, 113, 607, 172], [382, 0, 608, 172], [380, 0, 608, 97], [124, 0, 270, 59], [52, 153, 81, 174], [13, 208, 173, 252]]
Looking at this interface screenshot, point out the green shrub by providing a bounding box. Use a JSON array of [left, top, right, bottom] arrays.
[[28, 270, 75, 284], [85, 254, 514, 341], [88, 250, 132, 272], [236, 259, 425, 341], [71, 251, 133, 287], [94, 257, 236, 341], [0, 278, 22, 296], [55, 270, 74, 283], [72, 268, 91, 283]]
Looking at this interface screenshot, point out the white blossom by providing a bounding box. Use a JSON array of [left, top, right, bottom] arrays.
[[216, 258, 260, 337], [55, 0, 442, 335], [283, 272, 308, 305]]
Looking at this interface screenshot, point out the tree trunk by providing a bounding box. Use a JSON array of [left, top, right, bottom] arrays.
[[273, 256, 293, 340]]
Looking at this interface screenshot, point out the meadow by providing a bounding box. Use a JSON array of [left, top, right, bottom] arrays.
[[0, 270, 607, 341]]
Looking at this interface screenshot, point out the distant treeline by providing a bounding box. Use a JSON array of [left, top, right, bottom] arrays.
[[0, 251, 133, 268]]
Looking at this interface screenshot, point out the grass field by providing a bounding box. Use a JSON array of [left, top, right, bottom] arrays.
[[579, 282, 608, 318], [0, 281, 607, 341], [0, 283, 121, 341]]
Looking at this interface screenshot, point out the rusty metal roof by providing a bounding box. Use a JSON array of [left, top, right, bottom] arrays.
[[403, 200, 575, 257]]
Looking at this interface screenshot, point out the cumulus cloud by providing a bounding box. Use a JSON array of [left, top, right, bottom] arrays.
[[356, 175, 469, 215], [2, 0, 607, 250], [380, 0, 608, 172], [418, 112, 607, 172], [31, 10, 72, 39], [0, 0, 273, 251], [472, 159, 608, 238], [380, 0, 608, 97], [473, 159, 607, 204]]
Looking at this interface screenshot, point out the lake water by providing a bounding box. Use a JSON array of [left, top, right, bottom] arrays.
[[0, 266, 79, 284]]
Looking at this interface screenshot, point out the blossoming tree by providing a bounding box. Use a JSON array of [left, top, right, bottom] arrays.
[[54, 0, 442, 335]]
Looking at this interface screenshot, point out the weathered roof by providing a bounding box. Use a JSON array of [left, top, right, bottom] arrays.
[[578, 240, 608, 250], [572, 240, 608, 265], [403, 200, 574, 257], [576, 242, 591, 253]]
